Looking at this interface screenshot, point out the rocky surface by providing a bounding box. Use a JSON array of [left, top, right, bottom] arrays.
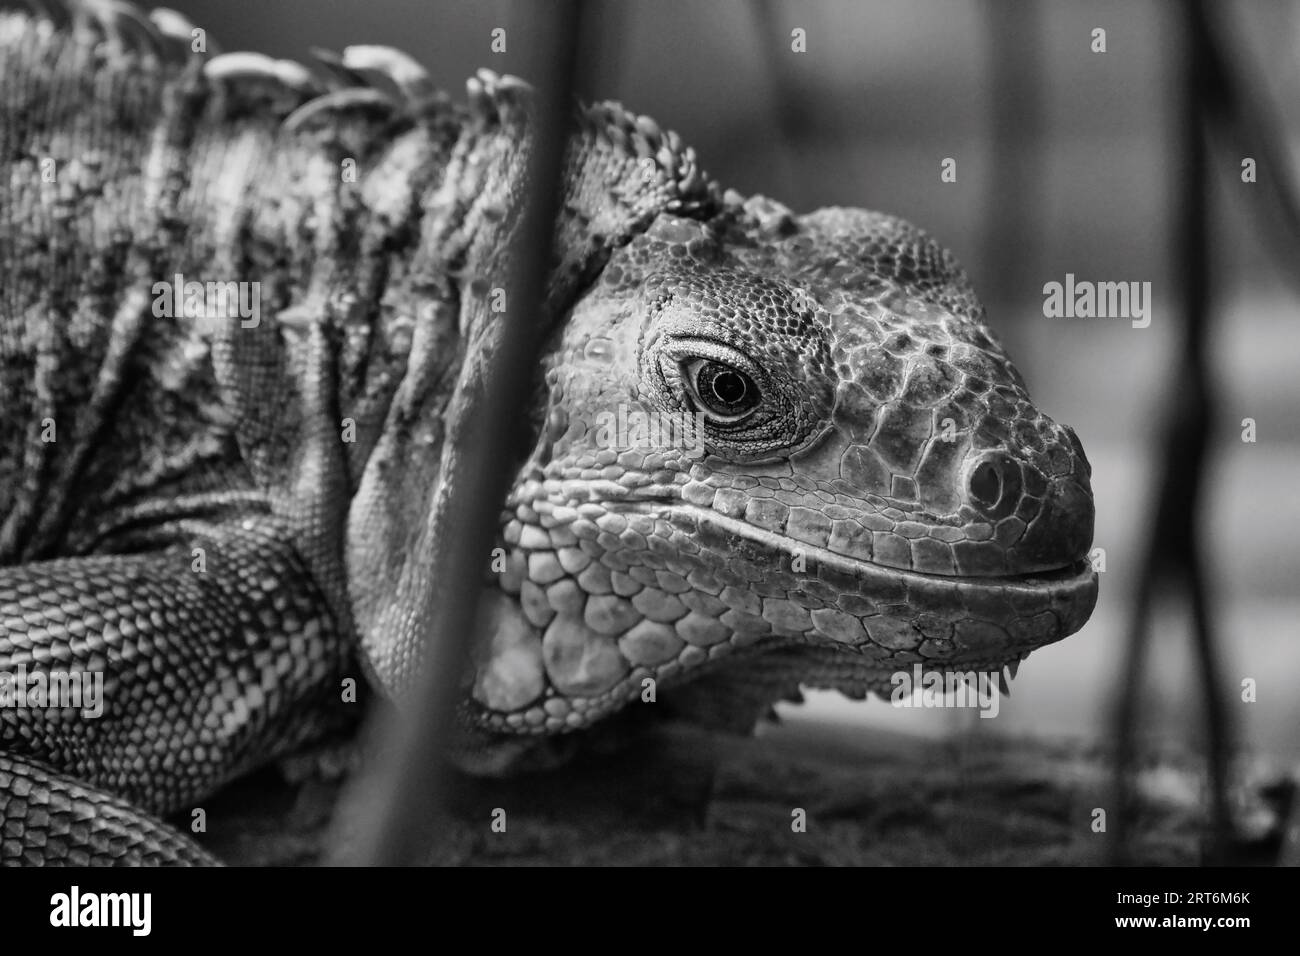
[[196, 722, 1294, 866]]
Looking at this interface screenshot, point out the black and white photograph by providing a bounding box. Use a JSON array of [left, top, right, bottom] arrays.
[[0, 0, 1294, 933]]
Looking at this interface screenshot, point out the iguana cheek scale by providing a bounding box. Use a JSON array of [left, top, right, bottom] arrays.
[[0, 2, 1096, 864]]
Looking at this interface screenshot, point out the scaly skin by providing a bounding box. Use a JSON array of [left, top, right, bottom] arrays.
[[0, 2, 1096, 864]]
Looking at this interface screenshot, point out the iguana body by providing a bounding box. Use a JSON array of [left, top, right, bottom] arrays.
[[0, 2, 1097, 865]]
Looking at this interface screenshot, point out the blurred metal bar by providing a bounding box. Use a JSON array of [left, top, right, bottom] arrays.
[[1194, 0, 1300, 866], [1197, 3, 1300, 291], [333, 0, 587, 866], [1110, 0, 1232, 865]]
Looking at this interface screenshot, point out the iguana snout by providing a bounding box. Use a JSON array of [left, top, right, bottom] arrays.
[[807, 289, 1097, 580]]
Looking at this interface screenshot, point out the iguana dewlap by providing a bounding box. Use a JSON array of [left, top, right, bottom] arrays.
[[0, 2, 1097, 865]]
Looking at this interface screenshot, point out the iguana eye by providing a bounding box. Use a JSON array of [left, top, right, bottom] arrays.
[[639, 303, 835, 462], [687, 359, 760, 420]]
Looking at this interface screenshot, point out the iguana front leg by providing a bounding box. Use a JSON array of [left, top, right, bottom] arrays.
[[0, 517, 351, 864]]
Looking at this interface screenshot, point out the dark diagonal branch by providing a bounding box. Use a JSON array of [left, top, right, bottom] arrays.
[[334, 1, 587, 867]]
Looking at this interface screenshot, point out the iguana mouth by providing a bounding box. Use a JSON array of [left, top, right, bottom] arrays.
[[599, 498, 1099, 655], [677, 503, 1095, 593], [607, 499, 1096, 595]]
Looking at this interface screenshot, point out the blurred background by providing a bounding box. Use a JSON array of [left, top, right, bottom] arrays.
[[148, 0, 1300, 764]]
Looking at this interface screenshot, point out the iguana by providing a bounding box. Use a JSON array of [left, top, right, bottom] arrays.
[[0, 1, 1098, 866]]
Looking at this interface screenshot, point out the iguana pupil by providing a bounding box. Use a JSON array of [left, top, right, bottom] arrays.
[[696, 363, 754, 414]]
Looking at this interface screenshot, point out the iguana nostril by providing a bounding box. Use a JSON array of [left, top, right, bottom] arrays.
[[969, 460, 1002, 509], [964, 452, 1022, 518]]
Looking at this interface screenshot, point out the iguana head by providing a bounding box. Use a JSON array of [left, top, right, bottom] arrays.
[[472, 195, 1098, 734]]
